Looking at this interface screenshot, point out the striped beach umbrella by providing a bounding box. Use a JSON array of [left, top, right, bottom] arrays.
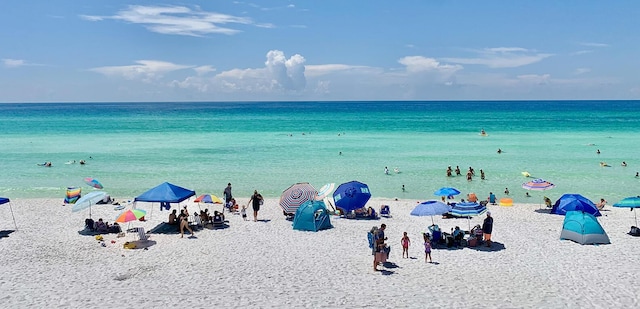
[[316, 183, 335, 201], [84, 177, 104, 189], [450, 202, 487, 230], [280, 183, 318, 214], [522, 178, 555, 191]]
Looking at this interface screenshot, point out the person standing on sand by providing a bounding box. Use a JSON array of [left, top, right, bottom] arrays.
[[401, 232, 411, 258], [423, 233, 432, 263], [223, 183, 233, 206], [483, 211, 493, 247], [248, 190, 263, 222]]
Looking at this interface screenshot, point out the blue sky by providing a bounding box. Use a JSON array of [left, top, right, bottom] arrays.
[[1, 0, 639, 102]]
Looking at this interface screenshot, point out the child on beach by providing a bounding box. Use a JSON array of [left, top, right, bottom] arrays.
[[423, 233, 432, 263], [241, 206, 247, 221], [401, 232, 411, 258]]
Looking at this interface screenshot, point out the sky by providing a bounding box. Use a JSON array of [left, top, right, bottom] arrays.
[[1, 0, 639, 102]]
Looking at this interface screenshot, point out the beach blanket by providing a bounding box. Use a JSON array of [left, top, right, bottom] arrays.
[[148, 222, 180, 234]]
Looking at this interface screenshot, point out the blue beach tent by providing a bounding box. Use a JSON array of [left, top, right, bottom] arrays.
[[135, 182, 196, 211], [551, 194, 601, 217], [1, 197, 18, 230], [292, 200, 333, 232], [560, 210, 610, 245]]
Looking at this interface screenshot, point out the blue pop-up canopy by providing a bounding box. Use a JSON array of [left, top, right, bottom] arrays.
[[135, 182, 196, 204]]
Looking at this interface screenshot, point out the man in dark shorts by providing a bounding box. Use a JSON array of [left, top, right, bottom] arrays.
[[224, 183, 233, 207]]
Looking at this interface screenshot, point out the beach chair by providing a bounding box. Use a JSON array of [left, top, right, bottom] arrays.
[[380, 205, 391, 218], [137, 227, 149, 242], [212, 213, 226, 229]]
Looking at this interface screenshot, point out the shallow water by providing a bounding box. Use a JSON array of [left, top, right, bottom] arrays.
[[1, 101, 639, 203]]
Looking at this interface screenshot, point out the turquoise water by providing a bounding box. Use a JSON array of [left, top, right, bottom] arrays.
[[1, 101, 639, 203]]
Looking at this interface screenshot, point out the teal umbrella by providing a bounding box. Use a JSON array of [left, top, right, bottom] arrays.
[[71, 191, 108, 219], [613, 196, 640, 226]]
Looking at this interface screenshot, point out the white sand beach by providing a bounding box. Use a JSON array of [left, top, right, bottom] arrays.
[[1, 197, 639, 308]]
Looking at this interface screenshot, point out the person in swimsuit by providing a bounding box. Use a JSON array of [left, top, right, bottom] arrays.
[[423, 233, 432, 263], [248, 190, 263, 222], [401, 232, 411, 258]]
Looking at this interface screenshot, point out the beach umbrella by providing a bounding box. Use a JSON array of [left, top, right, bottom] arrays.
[[83, 177, 104, 189], [434, 187, 461, 198], [0, 197, 18, 230], [613, 196, 640, 226], [333, 181, 371, 212], [194, 194, 223, 211], [522, 178, 555, 208], [71, 191, 108, 219], [522, 178, 555, 191], [316, 183, 335, 201], [115, 209, 147, 223], [280, 182, 318, 214], [410, 200, 451, 224], [449, 202, 487, 230]]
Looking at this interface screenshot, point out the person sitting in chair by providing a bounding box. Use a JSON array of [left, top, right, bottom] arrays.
[[544, 196, 552, 208], [596, 198, 607, 210]]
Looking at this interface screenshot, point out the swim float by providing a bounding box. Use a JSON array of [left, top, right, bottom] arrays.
[[521, 171, 531, 177], [499, 198, 513, 207]]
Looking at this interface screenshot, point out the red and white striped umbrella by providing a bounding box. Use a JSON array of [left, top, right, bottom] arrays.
[[279, 182, 317, 214], [522, 178, 555, 191]]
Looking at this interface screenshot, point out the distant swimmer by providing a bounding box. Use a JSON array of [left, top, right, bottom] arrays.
[[525, 192, 531, 197], [597, 149, 601, 154], [622, 161, 627, 167], [636, 172, 639, 178], [600, 162, 611, 167], [394, 167, 400, 174], [504, 187, 510, 195], [480, 128, 487, 136], [497, 148, 502, 154], [79, 160, 86, 165], [384, 166, 389, 175]]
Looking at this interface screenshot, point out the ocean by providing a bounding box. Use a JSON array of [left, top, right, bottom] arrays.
[[1, 101, 639, 204]]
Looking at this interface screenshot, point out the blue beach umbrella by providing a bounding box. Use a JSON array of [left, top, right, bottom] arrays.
[[434, 187, 461, 197], [333, 181, 371, 212], [449, 202, 487, 230], [71, 191, 108, 219], [411, 200, 451, 224], [613, 196, 640, 226]]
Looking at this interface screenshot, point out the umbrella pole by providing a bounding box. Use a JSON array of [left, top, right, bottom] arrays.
[[431, 216, 434, 225], [9, 202, 17, 231]]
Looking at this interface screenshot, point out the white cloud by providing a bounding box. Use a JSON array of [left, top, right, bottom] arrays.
[[398, 56, 462, 74], [90, 60, 193, 82], [571, 50, 593, 56], [194, 65, 216, 76], [173, 50, 307, 93], [2, 58, 26, 68], [442, 47, 552, 68], [81, 5, 256, 36], [305, 64, 376, 77], [580, 42, 609, 47]]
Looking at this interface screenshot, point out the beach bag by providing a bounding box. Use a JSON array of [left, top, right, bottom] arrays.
[[123, 242, 137, 249], [95, 235, 103, 241]]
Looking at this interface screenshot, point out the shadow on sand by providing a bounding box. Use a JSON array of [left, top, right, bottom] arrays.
[[467, 241, 506, 252], [0, 230, 15, 239]]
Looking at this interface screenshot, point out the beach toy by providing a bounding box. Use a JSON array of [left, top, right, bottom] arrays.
[[500, 198, 513, 207], [521, 171, 531, 177]]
